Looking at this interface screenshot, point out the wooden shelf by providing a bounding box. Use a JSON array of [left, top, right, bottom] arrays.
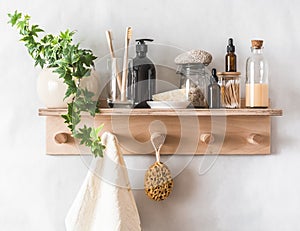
[[39, 107, 282, 156], [39, 108, 282, 117]]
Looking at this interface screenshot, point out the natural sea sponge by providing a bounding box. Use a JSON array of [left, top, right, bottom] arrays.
[[144, 162, 174, 201]]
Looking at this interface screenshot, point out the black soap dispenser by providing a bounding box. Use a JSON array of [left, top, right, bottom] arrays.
[[131, 39, 156, 108], [208, 68, 221, 109]]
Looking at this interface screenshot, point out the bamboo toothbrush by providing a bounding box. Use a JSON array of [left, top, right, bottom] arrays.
[[105, 30, 122, 92], [121, 27, 132, 101]]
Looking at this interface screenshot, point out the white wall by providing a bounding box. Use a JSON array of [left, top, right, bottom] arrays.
[[0, 0, 299, 230]]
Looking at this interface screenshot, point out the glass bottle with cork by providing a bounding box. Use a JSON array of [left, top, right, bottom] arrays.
[[245, 40, 269, 108]]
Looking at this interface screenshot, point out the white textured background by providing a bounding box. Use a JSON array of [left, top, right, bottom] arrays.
[[0, 0, 298, 230]]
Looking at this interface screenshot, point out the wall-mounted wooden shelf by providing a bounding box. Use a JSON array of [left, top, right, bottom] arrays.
[[39, 107, 282, 156]]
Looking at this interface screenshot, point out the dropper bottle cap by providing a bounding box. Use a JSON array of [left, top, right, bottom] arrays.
[[211, 68, 218, 83], [227, 38, 235, 53]]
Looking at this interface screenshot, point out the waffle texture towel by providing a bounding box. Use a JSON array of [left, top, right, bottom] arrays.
[[65, 132, 141, 231]]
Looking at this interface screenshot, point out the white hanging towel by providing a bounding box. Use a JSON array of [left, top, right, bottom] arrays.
[[65, 132, 141, 231]]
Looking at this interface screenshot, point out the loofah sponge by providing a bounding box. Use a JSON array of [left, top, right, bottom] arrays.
[[144, 161, 174, 201]]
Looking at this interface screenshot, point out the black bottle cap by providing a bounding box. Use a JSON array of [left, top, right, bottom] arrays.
[[135, 39, 154, 55], [227, 38, 235, 52], [211, 68, 218, 82]]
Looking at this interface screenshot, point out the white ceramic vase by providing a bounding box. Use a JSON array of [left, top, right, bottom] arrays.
[[37, 68, 100, 108]]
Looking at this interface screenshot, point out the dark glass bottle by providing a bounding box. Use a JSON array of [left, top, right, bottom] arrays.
[[208, 68, 220, 108], [130, 39, 156, 108], [225, 38, 237, 72]]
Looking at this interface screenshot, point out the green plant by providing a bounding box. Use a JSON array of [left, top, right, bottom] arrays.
[[8, 11, 105, 157]]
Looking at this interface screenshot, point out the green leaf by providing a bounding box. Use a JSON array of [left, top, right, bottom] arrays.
[[80, 52, 97, 67], [30, 24, 44, 37], [62, 45, 80, 65], [34, 56, 46, 68], [61, 114, 70, 124], [60, 29, 75, 41], [8, 10, 22, 26], [73, 64, 89, 78], [53, 66, 70, 79], [90, 124, 104, 140], [64, 80, 77, 99], [75, 125, 93, 146]]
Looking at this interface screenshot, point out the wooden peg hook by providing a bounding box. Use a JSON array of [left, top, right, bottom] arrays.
[[54, 132, 70, 144], [200, 133, 215, 145], [247, 133, 264, 145]]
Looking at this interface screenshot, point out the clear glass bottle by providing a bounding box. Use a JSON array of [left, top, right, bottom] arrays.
[[245, 40, 269, 108], [177, 63, 210, 108]]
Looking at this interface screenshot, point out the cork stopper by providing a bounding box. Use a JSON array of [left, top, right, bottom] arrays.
[[251, 40, 264, 49]]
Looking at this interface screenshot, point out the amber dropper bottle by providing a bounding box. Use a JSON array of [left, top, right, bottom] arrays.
[[225, 38, 237, 72]]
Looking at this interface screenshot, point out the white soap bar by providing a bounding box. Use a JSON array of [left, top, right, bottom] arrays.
[[153, 89, 186, 101]]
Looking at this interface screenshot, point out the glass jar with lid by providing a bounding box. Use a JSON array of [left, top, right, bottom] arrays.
[[217, 72, 241, 108], [176, 63, 210, 108]]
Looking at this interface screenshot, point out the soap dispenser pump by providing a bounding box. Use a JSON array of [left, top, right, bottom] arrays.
[[131, 39, 156, 108]]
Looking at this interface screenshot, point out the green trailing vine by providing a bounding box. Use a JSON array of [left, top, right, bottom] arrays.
[[8, 11, 105, 157]]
